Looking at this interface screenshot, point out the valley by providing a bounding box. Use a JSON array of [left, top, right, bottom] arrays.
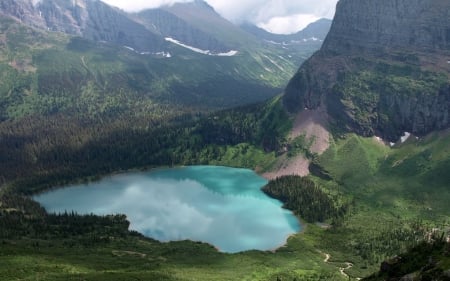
[[1, 0, 450, 280]]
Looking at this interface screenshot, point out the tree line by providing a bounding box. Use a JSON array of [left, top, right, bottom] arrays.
[[262, 175, 349, 224], [0, 98, 289, 195], [0, 193, 132, 245]]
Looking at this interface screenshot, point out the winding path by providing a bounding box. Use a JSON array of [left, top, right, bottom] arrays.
[[321, 252, 361, 280]]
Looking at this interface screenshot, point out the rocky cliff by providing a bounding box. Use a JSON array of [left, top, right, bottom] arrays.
[[283, 0, 450, 140], [0, 0, 166, 52], [323, 0, 450, 54], [0, 0, 46, 28]]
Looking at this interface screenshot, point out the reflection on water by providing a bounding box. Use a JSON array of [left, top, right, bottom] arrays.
[[34, 166, 301, 253]]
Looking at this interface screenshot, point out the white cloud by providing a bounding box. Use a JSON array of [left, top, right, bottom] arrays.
[[100, 0, 338, 34], [258, 14, 320, 34], [101, 0, 193, 12]]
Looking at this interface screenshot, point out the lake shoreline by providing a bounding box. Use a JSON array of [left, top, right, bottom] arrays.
[[34, 165, 301, 254]]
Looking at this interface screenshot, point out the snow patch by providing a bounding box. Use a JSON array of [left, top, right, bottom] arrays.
[[124, 46, 171, 58], [262, 55, 284, 71], [165, 38, 237, 56], [217, 50, 238, 57], [152, 51, 172, 58], [265, 40, 281, 45], [400, 132, 411, 143]]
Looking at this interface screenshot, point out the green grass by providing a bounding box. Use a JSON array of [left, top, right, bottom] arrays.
[[319, 131, 450, 216], [0, 231, 344, 281], [208, 143, 277, 172]]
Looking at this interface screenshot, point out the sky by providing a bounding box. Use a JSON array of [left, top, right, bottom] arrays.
[[100, 0, 338, 34]]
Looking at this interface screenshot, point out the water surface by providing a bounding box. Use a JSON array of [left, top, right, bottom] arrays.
[[34, 166, 300, 253]]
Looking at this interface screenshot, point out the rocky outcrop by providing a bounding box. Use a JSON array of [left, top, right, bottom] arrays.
[[323, 0, 450, 54], [41, 0, 167, 52], [0, 0, 46, 28], [0, 0, 167, 52], [283, 0, 450, 140]]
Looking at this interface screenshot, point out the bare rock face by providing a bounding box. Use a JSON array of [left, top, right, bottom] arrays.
[[0, 0, 167, 52], [283, 0, 450, 140], [323, 0, 450, 54], [0, 0, 46, 28]]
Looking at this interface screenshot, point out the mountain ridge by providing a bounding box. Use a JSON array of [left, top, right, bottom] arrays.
[[241, 18, 332, 44]]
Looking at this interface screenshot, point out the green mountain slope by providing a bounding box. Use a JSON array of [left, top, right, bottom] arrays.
[[0, 14, 300, 121]]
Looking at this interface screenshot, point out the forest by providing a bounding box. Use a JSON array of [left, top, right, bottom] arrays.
[[262, 175, 349, 224], [0, 97, 290, 194], [0, 192, 132, 243]]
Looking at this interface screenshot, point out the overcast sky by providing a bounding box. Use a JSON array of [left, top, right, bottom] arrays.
[[100, 0, 338, 34]]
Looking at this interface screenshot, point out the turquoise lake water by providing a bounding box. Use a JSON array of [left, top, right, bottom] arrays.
[[34, 166, 301, 253]]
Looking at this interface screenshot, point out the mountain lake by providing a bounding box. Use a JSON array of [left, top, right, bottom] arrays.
[[34, 166, 301, 253]]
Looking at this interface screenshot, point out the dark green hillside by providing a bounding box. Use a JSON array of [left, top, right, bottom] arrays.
[[363, 238, 450, 281], [0, 95, 289, 194]]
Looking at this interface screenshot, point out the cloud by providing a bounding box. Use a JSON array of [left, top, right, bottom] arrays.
[[258, 14, 321, 34], [100, 0, 338, 34], [100, 0, 193, 12], [207, 0, 334, 22]]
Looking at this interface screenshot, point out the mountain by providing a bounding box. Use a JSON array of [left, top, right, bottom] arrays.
[[0, 0, 47, 28], [283, 0, 450, 141], [134, 8, 231, 54], [1, 0, 450, 280], [161, 0, 256, 49], [0, 0, 322, 122], [0, 0, 167, 52], [241, 18, 332, 45], [0, 0, 319, 189]]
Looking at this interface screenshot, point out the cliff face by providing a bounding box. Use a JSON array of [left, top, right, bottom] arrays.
[[323, 0, 450, 54], [283, 0, 450, 140], [0, 0, 46, 28], [0, 0, 166, 52]]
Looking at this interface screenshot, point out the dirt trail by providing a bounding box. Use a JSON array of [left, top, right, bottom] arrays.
[[263, 107, 330, 180], [322, 252, 361, 280], [339, 262, 353, 279]]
